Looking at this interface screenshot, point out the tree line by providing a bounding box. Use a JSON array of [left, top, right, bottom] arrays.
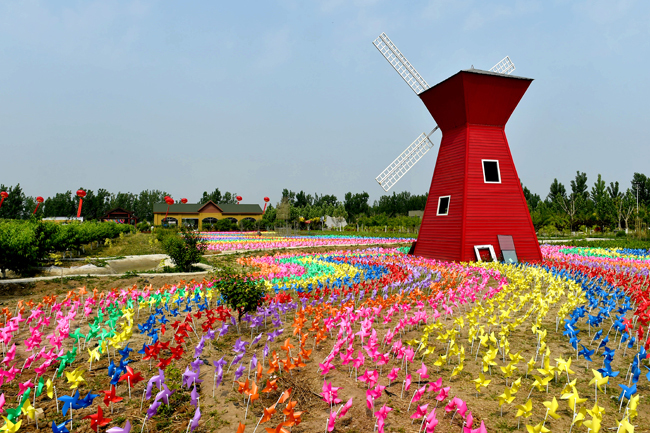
[[523, 171, 650, 233]]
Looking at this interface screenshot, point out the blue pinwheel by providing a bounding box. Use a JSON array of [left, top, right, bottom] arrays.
[[58, 390, 81, 416], [618, 383, 637, 403], [118, 343, 133, 359], [579, 344, 595, 362], [52, 419, 72, 433]]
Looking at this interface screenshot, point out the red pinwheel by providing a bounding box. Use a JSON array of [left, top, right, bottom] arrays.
[[101, 385, 123, 407], [76, 189, 86, 218], [33, 196, 44, 214], [83, 405, 112, 432], [0, 191, 7, 209], [170, 345, 184, 360], [119, 366, 145, 386]]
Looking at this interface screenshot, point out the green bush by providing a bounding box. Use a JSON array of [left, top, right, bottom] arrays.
[[216, 219, 238, 232], [161, 228, 207, 272], [214, 266, 266, 322], [616, 230, 627, 238]]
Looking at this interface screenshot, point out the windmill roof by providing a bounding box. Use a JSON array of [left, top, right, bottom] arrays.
[[460, 68, 532, 81], [153, 202, 263, 214]]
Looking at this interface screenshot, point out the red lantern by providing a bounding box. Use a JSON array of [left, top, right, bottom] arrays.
[[263, 196, 270, 213], [33, 196, 44, 215], [0, 191, 8, 209], [181, 198, 188, 204], [236, 195, 242, 205], [76, 189, 86, 218], [164, 196, 174, 221]]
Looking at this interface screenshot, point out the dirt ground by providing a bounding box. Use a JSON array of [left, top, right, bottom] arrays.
[[1, 245, 647, 433]]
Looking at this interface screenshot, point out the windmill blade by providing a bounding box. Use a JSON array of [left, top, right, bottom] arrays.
[[373, 33, 430, 95], [376, 127, 439, 192], [489, 56, 516, 75]]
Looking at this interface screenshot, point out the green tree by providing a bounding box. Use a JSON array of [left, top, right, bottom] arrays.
[[344, 192, 370, 222], [201, 188, 223, 204], [0, 184, 26, 219], [135, 190, 170, 223], [591, 174, 613, 231], [161, 229, 207, 272], [43, 191, 76, 218], [215, 266, 266, 324]]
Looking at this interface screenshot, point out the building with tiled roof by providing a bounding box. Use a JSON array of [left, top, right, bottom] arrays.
[[153, 201, 263, 229]]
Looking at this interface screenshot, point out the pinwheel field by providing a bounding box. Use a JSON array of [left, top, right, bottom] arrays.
[[1, 242, 650, 433]]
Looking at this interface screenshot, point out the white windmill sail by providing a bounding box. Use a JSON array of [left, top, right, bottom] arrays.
[[489, 56, 516, 75], [375, 127, 439, 192], [372, 33, 430, 95]]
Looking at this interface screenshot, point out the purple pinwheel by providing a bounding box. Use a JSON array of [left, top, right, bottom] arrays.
[[194, 338, 206, 358], [182, 367, 201, 388], [233, 338, 249, 353], [218, 324, 230, 337], [190, 405, 201, 432], [251, 354, 258, 369], [232, 353, 244, 365], [263, 343, 270, 359], [147, 400, 162, 418], [234, 364, 246, 381], [205, 330, 216, 340], [155, 384, 174, 405], [213, 357, 227, 370], [146, 369, 166, 400], [107, 421, 131, 433], [190, 358, 203, 371], [191, 385, 199, 407], [252, 333, 263, 346]]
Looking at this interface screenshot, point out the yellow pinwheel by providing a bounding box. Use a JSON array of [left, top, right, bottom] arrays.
[[627, 394, 639, 419], [589, 369, 608, 402], [472, 372, 491, 393], [20, 400, 35, 420], [562, 388, 587, 412], [450, 361, 464, 378], [45, 378, 54, 399], [0, 417, 22, 433], [561, 378, 577, 395], [65, 367, 86, 390], [526, 356, 536, 376], [542, 397, 560, 420], [572, 406, 588, 427], [515, 399, 533, 429], [433, 355, 446, 368], [618, 416, 635, 433], [531, 374, 551, 392], [555, 356, 575, 381], [510, 377, 522, 394], [525, 422, 550, 433]]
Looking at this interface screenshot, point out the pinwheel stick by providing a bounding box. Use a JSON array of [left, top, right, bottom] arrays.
[[54, 386, 59, 413], [140, 415, 148, 433]]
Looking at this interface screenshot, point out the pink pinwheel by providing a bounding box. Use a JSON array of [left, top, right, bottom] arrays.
[[425, 408, 439, 433], [387, 367, 400, 382], [428, 377, 442, 393], [411, 385, 426, 403], [18, 380, 34, 395], [471, 420, 487, 433], [327, 410, 337, 432], [435, 386, 450, 402], [444, 398, 457, 413], [0, 393, 5, 413], [369, 384, 385, 399], [463, 411, 473, 433], [340, 351, 354, 365], [410, 403, 429, 420], [366, 391, 375, 410], [404, 346, 415, 363], [319, 359, 335, 375], [404, 374, 412, 391], [415, 362, 429, 380], [1, 344, 16, 365], [322, 381, 342, 405], [376, 352, 391, 366], [2, 364, 19, 382], [352, 351, 365, 369], [339, 398, 353, 418], [374, 404, 392, 433], [359, 370, 374, 386], [454, 398, 468, 417]]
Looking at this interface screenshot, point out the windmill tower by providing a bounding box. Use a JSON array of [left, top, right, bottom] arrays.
[[373, 33, 542, 262]]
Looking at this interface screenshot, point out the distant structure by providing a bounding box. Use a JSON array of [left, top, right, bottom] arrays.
[[101, 208, 137, 226], [408, 210, 424, 218], [153, 201, 263, 229], [372, 32, 541, 262]]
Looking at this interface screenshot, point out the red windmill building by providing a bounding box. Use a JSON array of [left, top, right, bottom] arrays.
[[373, 33, 541, 263]]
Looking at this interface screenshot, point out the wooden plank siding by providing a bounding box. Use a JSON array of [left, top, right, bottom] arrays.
[[412, 69, 542, 263]]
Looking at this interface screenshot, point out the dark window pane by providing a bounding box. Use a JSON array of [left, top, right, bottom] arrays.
[[483, 161, 500, 183], [437, 196, 450, 215]]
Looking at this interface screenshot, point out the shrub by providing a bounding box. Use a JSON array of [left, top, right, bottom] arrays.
[[616, 230, 627, 238], [214, 266, 266, 323], [161, 228, 207, 272]]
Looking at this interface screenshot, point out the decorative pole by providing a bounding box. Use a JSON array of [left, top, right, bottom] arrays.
[[33, 196, 44, 215], [164, 196, 174, 222], [76, 189, 86, 218], [0, 191, 8, 209], [263, 197, 270, 213]]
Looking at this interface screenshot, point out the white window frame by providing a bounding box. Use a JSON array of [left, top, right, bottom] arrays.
[[482, 159, 501, 184], [474, 244, 497, 262], [436, 195, 451, 216]]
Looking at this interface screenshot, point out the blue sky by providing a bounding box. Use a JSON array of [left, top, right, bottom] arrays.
[[1, 0, 649, 206]]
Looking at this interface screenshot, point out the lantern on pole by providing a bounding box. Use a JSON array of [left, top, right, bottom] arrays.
[[180, 198, 188, 204], [0, 191, 8, 209], [263, 196, 270, 213], [33, 196, 44, 215], [236, 196, 242, 204], [164, 196, 174, 222], [76, 189, 86, 218]]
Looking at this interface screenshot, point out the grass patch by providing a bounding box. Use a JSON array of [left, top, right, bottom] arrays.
[[83, 232, 165, 257]]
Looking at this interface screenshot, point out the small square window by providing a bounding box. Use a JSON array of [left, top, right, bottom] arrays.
[[437, 196, 450, 216], [482, 160, 501, 183]]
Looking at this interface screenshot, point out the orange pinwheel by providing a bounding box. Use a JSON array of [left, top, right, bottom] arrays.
[[293, 355, 306, 368], [248, 381, 260, 403], [267, 352, 280, 375], [286, 410, 304, 427], [261, 404, 277, 423], [300, 333, 309, 348], [265, 423, 290, 433], [256, 363, 263, 382], [300, 347, 312, 360], [278, 388, 292, 404], [281, 339, 295, 353], [280, 356, 295, 373], [282, 401, 297, 417], [262, 379, 278, 393], [236, 422, 246, 433], [236, 379, 250, 395]]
